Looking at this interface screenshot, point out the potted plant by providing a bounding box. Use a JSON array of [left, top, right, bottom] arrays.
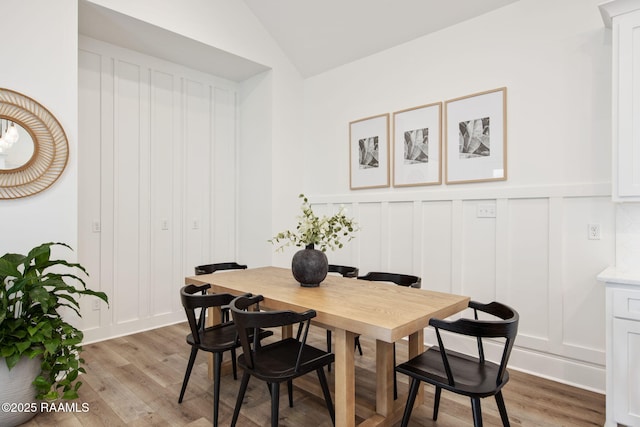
[[269, 194, 359, 286], [0, 242, 108, 425]]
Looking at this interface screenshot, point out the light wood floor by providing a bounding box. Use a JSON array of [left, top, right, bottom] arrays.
[[23, 323, 605, 426]]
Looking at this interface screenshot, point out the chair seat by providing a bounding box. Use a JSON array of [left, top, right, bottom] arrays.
[[396, 346, 510, 398], [238, 337, 335, 382], [186, 322, 240, 352], [187, 323, 273, 353]]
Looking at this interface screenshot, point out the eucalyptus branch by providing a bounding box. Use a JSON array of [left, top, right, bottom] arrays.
[[269, 194, 359, 252]]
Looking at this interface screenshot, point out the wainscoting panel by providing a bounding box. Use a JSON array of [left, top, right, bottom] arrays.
[[420, 200, 453, 294], [460, 200, 497, 304], [506, 198, 550, 344], [312, 186, 614, 391], [387, 201, 415, 274], [114, 59, 144, 325], [78, 36, 239, 342], [357, 203, 384, 274], [150, 69, 178, 317]]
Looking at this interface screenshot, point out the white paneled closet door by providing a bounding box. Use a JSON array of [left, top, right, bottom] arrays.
[[78, 36, 239, 343]]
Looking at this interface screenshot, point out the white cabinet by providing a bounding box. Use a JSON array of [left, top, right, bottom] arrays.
[[601, 0, 640, 201], [598, 268, 640, 427]]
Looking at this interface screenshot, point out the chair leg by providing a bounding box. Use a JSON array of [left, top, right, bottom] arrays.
[[287, 380, 293, 407], [213, 353, 222, 427], [270, 382, 280, 427], [231, 348, 238, 380], [178, 346, 198, 403], [433, 386, 442, 420], [400, 378, 421, 427], [471, 397, 483, 427], [327, 330, 332, 372], [231, 372, 251, 427], [317, 368, 335, 424], [495, 391, 510, 427], [393, 343, 397, 400], [355, 336, 363, 356]]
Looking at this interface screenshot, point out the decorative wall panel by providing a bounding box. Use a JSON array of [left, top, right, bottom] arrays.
[[311, 186, 614, 391], [78, 36, 239, 342]]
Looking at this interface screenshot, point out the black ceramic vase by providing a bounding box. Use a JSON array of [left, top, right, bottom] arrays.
[[291, 244, 328, 287]]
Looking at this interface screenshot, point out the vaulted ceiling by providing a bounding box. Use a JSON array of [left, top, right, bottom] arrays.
[[243, 0, 522, 77]]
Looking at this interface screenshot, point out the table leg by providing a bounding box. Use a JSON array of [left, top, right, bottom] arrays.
[[334, 328, 356, 427], [281, 324, 293, 339], [375, 340, 394, 417]]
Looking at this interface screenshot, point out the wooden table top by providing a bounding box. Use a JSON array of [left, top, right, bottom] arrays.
[[185, 266, 469, 342]]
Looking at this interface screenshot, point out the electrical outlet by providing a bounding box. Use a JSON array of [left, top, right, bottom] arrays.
[[588, 223, 601, 240], [161, 219, 169, 230], [192, 219, 200, 230], [92, 299, 101, 311], [91, 221, 101, 233]]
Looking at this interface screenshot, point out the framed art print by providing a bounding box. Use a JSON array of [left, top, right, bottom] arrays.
[[445, 87, 507, 184], [349, 113, 390, 189], [392, 102, 442, 187]]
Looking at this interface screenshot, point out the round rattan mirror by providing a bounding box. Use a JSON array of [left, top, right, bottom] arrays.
[[0, 88, 68, 199]]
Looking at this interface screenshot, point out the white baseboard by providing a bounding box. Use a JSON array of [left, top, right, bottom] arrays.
[[508, 346, 605, 394], [81, 312, 186, 345]]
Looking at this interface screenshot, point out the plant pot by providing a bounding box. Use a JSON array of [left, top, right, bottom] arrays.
[[291, 244, 328, 287], [0, 356, 40, 426]]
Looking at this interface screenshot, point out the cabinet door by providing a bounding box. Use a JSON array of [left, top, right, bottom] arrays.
[[613, 318, 640, 425], [615, 9, 640, 199]]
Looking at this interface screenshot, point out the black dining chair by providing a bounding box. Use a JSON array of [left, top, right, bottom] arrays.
[[194, 261, 247, 275], [357, 270, 422, 399], [395, 301, 519, 427], [229, 294, 335, 427], [328, 264, 359, 278], [194, 262, 247, 323], [178, 284, 272, 427], [357, 271, 421, 288], [326, 264, 362, 368]]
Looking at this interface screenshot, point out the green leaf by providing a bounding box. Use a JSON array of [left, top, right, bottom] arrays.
[[44, 338, 61, 354], [62, 389, 79, 400], [0, 257, 20, 278], [1, 346, 15, 358], [5, 352, 21, 369], [16, 340, 32, 354], [32, 375, 50, 388]]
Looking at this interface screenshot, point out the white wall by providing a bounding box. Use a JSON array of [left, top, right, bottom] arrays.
[[84, 0, 307, 267], [72, 0, 307, 339], [300, 0, 613, 391], [303, 0, 610, 193], [4, 0, 617, 392], [78, 36, 245, 340], [0, 0, 78, 258]]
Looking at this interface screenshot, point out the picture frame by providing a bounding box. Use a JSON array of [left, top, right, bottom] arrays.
[[445, 87, 507, 184], [349, 113, 390, 189], [392, 102, 442, 187]]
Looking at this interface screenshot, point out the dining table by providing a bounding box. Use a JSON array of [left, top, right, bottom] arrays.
[[185, 266, 469, 427]]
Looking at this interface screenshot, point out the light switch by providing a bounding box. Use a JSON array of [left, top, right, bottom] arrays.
[[477, 204, 496, 218]]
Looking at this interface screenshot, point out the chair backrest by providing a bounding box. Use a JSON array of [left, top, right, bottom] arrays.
[[230, 294, 316, 371], [328, 264, 359, 278], [357, 271, 422, 288], [180, 284, 237, 344], [429, 300, 519, 386], [194, 262, 247, 275]]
